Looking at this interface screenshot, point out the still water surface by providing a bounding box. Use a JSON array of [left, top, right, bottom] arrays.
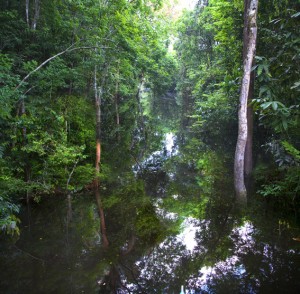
[[1, 134, 300, 293]]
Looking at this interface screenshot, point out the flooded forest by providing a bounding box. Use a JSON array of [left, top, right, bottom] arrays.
[[0, 0, 299, 293]]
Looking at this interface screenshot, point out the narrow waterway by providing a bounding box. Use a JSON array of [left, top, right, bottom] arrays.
[[1, 133, 300, 293]]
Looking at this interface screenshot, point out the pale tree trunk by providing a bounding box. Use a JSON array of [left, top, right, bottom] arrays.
[[234, 0, 258, 203], [16, 44, 110, 90], [115, 60, 120, 142], [32, 0, 40, 30], [20, 98, 31, 203], [136, 74, 146, 139], [26, 0, 30, 27], [94, 65, 109, 248], [20, 99, 27, 143], [245, 81, 254, 178], [136, 75, 144, 121], [244, 0, 255, 184], [115, 93, 120, 141]]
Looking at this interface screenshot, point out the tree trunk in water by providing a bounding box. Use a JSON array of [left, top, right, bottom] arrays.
[[244, 0, 255, 187], [95, 188, 109, 247], [20, 98, 31, 203], [94, 66, 109, 248], [245, 90, 253, 179], [234, 0, 258, 203], [67, 194, 72, 224]]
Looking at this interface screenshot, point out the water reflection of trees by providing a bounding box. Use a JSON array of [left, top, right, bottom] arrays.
[[2, 143, 299, 293], [100, 211, 300, 293], [97, 160, 300, 293]]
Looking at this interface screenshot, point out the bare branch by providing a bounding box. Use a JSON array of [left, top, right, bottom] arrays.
[[66, 158, 80, 192], [15, 44, 111, 90]]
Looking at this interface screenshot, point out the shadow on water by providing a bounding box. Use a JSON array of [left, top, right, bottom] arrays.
[[1, 133, 300, 293]]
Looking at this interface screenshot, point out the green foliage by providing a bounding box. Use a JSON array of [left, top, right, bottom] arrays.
[[72, 164, 95, 190], [0, 195, 20, 235], [0, 0, 179, 234], [282, 141, 300, 161], [135, 202, 164, 243], [175, 0, 242, 152], [255, 141, 299, 212], [0, 0, 297, 236], [254, 29, 300, 206], [254, 3, 300, 135], [175, 0, 299, 210], [0, 54, 20, 120], [257, 165, 299, 212], [0, 157, 27, 196]]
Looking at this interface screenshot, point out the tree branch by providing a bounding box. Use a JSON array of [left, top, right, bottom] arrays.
[[66, 158, 79, 192], [15, 44, 111, 90]]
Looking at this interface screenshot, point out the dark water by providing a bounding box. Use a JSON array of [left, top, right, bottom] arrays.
[[1, 134, 300, 293]]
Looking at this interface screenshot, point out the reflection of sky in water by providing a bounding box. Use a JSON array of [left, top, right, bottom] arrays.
[[164, 132, 179, 155], [178, 217, 198, 251], [133, 132, 178, 174], [165, 132, 175, 153], [188, 221, 254, 289], [83, 131, 300, 292], [125, 217, 299, 293]]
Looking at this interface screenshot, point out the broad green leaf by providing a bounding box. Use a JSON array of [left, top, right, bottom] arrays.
[[261, 102, 272, 109], [272, 102, 278, 111]]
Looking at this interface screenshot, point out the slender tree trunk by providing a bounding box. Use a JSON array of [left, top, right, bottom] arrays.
[[26, 0, 30, 27], [244, 0, 255, 184], [94, 67, 101, 174], [16, 44, 110, 90], [32, 0, 40, 30], [95, 189, 109, 247], [20, 99, 27, 141], [180, 67, 192, 137], [136, 74, 146, 140], [94, 66, 109, 248], [20, 98, 31, 203], [115, 61, 120, 142], [245, 83, 254, 178], [67, 194, 72, 224], [115, 94, 120, 142], [234, 0, 258, 203]]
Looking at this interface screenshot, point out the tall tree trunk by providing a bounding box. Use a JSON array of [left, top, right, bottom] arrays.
[[20, 98, 31, 203], [244, 0, 255, 185], [136, 74, 146, 140], [94, 66, 109, 248], [95, 189, 109, 247], [245, 83, 254, 178], [234, 0, 258, 203], [32, 0, 40, 30], [67, 194, 72, 224], [94, 67, 101, 174], [26, 0, 30, 27], [115, 61, 120, 142]]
